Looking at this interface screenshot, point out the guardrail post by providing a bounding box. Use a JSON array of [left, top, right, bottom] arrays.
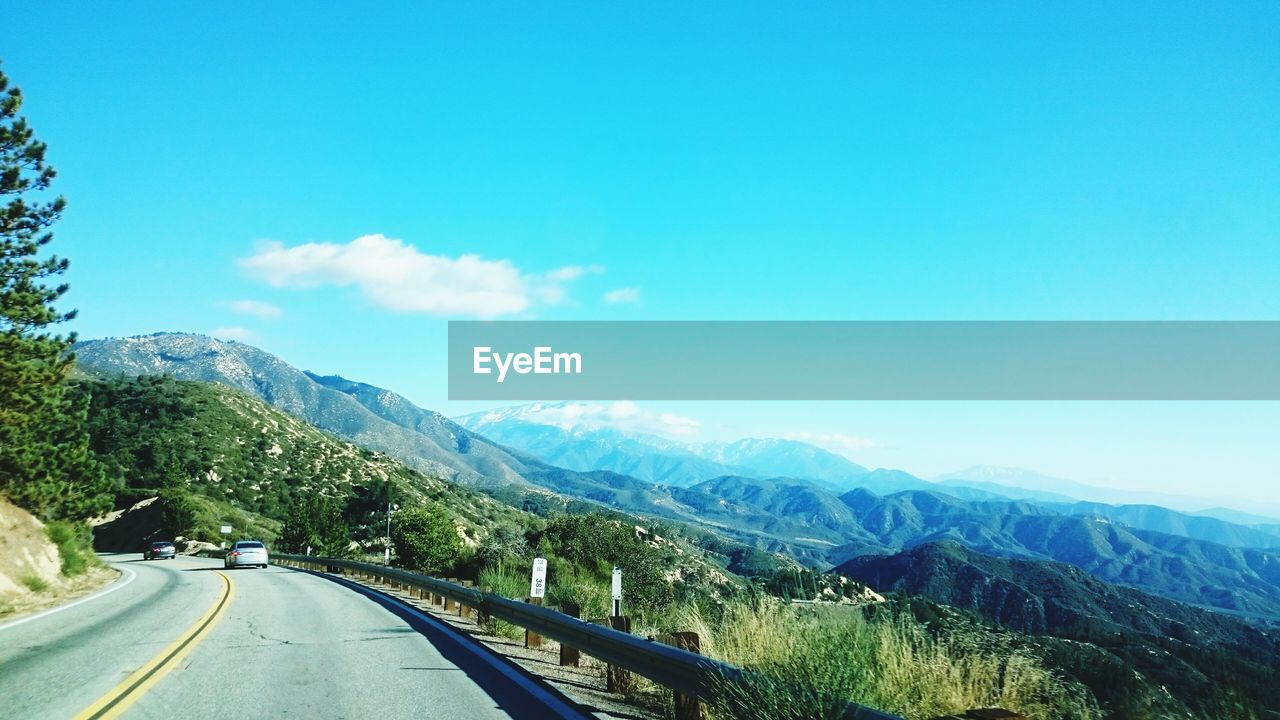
[[606, 616, 633, 693], [443, 579, 457, 612], [460, 581, 474, 618], [669, 632, 703, 720], [525, 598, 543, 648], [559, 602, 580, 667]]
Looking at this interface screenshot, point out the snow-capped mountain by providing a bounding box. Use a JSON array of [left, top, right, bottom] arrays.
[[455, 402, 870, 490]]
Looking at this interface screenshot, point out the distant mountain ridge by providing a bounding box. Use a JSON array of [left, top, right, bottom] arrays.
[[671, 475, 1280, 620], [936, 464, 1280, 518], [456, 402, 871, 490], [74, 333, 550, 488]]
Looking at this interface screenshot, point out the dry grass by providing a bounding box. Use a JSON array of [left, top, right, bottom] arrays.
[[0, 565, 118, 623], [663, 600, 1099, 720]]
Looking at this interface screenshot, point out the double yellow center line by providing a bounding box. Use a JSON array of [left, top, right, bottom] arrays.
[[73, 571, 235, 720]]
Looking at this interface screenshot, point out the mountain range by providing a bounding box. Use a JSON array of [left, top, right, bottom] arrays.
[[456, 402, 872, 490], [74, 333, 1280, 622]]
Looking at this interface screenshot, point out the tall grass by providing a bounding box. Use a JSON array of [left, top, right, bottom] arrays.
[[477, 567, 527, 639], [544, 563, 613, 620], [46, 521, 97, 576], [666, 600, 1098, 720]]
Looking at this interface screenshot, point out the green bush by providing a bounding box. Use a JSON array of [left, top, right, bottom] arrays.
[[391, 503, 462, 574], [46, 520, 96, 576], [531, 513, 674, 616]]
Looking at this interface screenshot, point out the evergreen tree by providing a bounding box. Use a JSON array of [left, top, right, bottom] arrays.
[[0, 61, 109, 519], [279, 493, 351, 556]]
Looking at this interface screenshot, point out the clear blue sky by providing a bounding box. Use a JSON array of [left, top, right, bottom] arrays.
[[2, 3, 1277, 504]]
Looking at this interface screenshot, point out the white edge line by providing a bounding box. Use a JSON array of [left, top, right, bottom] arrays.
[[317, 571, 589, 719], [0, 565, 137, 633]]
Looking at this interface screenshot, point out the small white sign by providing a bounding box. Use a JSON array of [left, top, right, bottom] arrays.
[[530, 557, 548, 598], [611, 566, 622, 601], [219, 525, 232, 535]]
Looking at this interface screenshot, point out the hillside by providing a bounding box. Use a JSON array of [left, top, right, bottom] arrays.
[[74, 375, 800, 594], [76, 375, 531, 549], [74, 334, 546, 487], [841, 541, 1280, 719]]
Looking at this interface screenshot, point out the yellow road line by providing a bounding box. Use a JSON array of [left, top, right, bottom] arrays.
[[73, 570, 235, 720]]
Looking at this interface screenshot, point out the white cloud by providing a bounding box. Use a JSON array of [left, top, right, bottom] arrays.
[[222, 299, 283, 320], [239, 234, 600, 318], [211, 327, 256, 342], [783, 431, 876, 457], [512, 401, 702, 439], [603, 287, 641, 304]]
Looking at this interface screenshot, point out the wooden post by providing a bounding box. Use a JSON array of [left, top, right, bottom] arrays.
[[669, 632, 703, 720], [525, 597, 543, 648], [443, 580, 456, 612], [460, 581, 473, 618], [606, 616, 632, 693], [559, 602, 581, 667]]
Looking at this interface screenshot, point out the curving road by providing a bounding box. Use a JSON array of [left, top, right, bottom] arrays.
[[0, 554, 586, 719]]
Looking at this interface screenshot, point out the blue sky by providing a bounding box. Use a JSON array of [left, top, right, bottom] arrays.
[[2, 3, 1277, 504]]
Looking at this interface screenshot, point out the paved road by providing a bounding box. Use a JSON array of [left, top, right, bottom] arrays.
[[0, 554, 584, 719]]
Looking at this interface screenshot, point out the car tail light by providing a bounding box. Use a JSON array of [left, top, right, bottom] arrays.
[[231, 551, 240, 557]]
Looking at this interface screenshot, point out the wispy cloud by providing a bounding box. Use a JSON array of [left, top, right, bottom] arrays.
[[783, 431, 876, 457], [239, 234, 600, 317], [222, 299, 283, 320], [603, 287, 641, 304], [211, 326, 256, 342]]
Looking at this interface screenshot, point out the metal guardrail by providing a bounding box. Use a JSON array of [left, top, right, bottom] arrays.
[[272, 553, 902, 720]]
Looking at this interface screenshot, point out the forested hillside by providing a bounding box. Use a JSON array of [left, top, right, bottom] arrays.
[[76, 375, 532, 550]]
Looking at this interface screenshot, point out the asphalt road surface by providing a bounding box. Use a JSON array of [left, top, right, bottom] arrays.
[[0, 554, 586, 719]]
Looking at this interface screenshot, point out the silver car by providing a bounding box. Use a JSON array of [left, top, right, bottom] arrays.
[[224, 540, 269, 569]]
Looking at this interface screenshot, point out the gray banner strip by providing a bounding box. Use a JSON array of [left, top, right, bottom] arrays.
[[448, 321, 1280, 400]]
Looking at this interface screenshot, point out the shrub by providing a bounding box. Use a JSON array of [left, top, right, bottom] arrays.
[[531, 513, 674, 616], [391, 503, 462, 574], [46, 520, 96, 576]]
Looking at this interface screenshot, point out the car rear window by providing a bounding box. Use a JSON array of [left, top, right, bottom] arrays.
[[237, 542, 265, 549], [151, 542, 172, 548]]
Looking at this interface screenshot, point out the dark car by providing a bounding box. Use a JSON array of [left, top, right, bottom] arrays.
[[143, 541, 177, 560]]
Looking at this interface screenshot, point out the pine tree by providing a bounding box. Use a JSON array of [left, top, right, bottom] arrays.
[[0, 61, 109, 520]]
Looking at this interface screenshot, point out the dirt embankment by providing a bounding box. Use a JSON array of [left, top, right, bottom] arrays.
[[0, 497, 62, 596], [0, 498, 119, 622]]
